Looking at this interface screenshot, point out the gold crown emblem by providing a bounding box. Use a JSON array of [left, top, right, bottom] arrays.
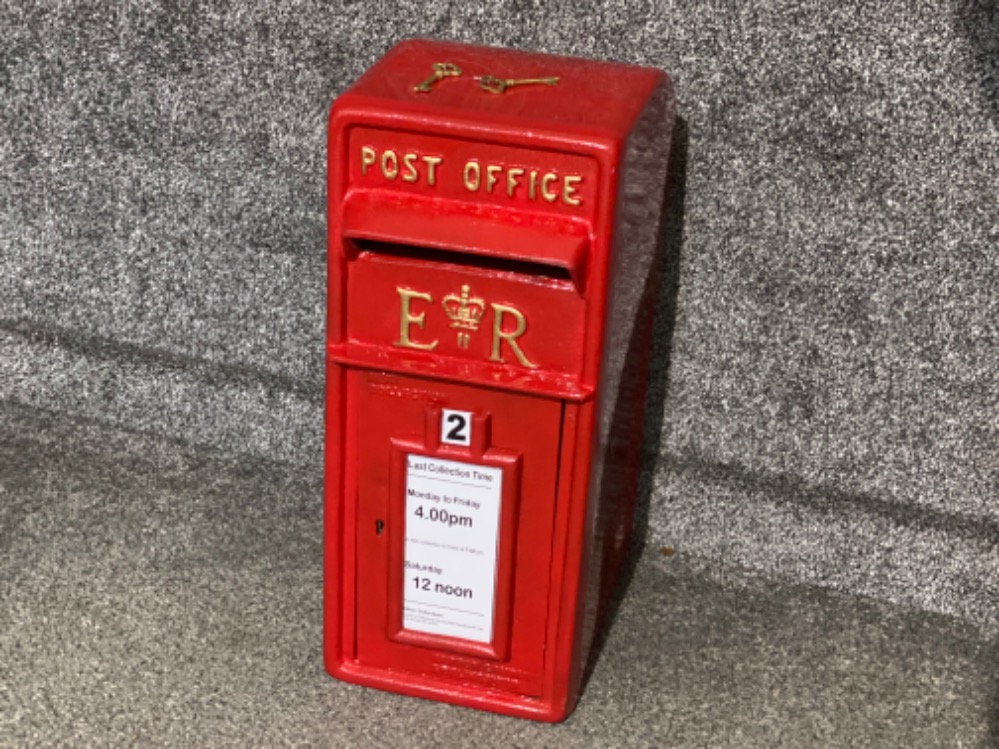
[[442, 285, 486, 331]]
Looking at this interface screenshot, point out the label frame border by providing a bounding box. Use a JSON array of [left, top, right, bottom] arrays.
[[385, 415, 522, 662]]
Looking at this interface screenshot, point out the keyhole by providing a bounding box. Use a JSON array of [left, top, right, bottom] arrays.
[[375, 519, 385, 535]]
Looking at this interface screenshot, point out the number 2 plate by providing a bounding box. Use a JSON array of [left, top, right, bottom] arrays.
[[441, 409, 472, 446]]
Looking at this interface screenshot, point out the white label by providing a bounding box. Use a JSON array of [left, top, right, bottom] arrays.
[[440, 409, 472, 446], [403, 454, 502, 643]]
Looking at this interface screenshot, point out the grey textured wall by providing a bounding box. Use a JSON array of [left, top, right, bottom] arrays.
[[1, 1, 996, 630]]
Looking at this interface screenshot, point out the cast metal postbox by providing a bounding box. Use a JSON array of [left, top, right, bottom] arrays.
[[325, 39, 675, 721]]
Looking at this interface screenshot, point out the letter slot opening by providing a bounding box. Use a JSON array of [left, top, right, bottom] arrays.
[[352, 239, 575, 287], [340, 191, 590, 291]]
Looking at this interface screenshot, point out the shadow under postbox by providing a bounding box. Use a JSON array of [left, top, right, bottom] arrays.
[[325, 39, 675, 722]]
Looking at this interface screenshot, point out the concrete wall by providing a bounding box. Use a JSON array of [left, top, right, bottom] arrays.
[[2, 0, 996, 631]]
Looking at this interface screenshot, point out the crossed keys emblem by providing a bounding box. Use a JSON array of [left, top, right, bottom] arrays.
[[412, 62, 560, 95]]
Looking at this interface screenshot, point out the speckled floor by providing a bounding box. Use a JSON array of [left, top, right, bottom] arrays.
[[1, 400, 995, 747]]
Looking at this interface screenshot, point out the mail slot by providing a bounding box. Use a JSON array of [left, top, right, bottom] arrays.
[[325, 39, 675, 721]]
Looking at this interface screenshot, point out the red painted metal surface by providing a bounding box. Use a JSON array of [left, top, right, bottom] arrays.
[[325, 39, 675, 721]]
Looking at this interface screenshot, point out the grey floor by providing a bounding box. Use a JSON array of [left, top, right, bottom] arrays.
[[1, 399, 995, 747]]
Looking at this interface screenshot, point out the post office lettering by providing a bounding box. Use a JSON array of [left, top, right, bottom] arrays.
[[462, 159, 583, 206], [358, 145, 583, 207], [360, 146, 442, 186]]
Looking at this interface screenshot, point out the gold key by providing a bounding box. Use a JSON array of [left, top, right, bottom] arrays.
[[477, 75, 559, 94], [413, 62, 462, 93]]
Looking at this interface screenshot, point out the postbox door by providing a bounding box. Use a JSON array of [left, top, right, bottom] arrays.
[[346, 368, 563, 697]]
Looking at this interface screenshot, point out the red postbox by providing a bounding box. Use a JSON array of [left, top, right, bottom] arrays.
[[325, 39, 675, 721]]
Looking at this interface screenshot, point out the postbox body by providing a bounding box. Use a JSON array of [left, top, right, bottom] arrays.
[[325, 40, 674, 721]]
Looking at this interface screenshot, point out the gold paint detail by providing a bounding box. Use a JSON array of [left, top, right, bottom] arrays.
[[540, 172, 558, 203], [380, 150, 398, 180], [562, 175, 582, 206], [361, 148, 443, 186], [358, 144, 584, 207], [391, 287, 537, 369], [489, 303, 538, 369], [360, 146, 376, 175], [477, 75, 559, 94], [485, 164, 502, 193], [394, 288, 438, 351], [401, 153, 418, 183], [422, 155, 442, 186], [442, 285, 486, 348], [413, 62, 463, 94], [458, 160, 583, 207], [505, 168, 524, 197], [463, 160, 480, 191]]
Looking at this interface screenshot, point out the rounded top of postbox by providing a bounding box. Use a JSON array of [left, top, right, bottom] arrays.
[[333, 39, 672, 146]]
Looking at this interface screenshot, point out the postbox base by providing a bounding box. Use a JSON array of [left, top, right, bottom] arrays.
[[329, 659, 572, 722]]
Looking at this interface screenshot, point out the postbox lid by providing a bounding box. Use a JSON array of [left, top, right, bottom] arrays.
[[341, 191, 590, 291], [337, 39, 667, 142]]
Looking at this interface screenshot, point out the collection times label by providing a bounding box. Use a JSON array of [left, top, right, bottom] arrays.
[[403, 454, 502, 643]]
